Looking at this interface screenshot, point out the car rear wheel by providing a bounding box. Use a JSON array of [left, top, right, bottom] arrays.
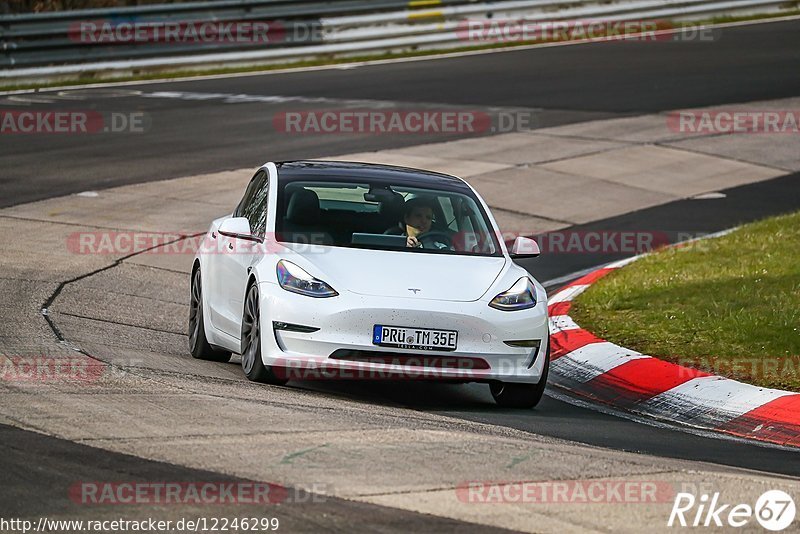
[[240, 283, 288, 385], [189, 269, 231, 362], [490, 344, 549, 409]]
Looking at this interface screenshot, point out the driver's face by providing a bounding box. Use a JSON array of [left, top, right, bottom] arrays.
[[405, 207, 433, 233]]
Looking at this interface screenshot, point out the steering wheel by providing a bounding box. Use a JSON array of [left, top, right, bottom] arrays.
[[416, 231, 454, 250]]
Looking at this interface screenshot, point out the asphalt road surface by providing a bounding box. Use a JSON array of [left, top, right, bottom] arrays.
[[1, 18, 799, 206]]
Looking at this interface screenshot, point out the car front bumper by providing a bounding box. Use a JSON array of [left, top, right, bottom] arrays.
[[258, 281, 549, 384]]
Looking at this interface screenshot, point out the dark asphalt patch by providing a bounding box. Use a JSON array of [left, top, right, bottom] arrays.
[[0, 423, 517, 533]]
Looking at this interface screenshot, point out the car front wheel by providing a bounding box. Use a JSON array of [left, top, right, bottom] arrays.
[[490, 344, 549, 409], [240, 283, 288, 385]]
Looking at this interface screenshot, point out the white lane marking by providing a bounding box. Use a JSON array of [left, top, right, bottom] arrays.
[[5, 95, 57, 104], [639, 376, 796, 426], [603, 257, 637, 269], [1, 90, 142, 105], [57, 89, 143, 99], [140, 90, 347, 106], [542, 265, 600, 290], [548, 283, 589, 303], [691, 191, 727, 199], [1, 15, 799, 97], [137, 90, 543, 116], [551, 341, 649, 384]]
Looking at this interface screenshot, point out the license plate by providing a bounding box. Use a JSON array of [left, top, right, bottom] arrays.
[[372, 325, 458, 351]]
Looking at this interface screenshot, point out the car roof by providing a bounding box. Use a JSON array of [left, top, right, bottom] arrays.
[[273, 160, 471, 192]]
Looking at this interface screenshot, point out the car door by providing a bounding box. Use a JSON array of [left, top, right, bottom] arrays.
[[216, 171, 270, 339], [206, 171, 266, 337]]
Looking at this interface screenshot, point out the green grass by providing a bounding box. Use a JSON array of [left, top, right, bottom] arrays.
[[570, 211, 800, 391], [1, 10, 798, 93]]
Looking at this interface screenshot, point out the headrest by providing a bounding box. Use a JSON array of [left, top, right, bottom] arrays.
[[379, 193, 405, 221], [286, 188, 321, 224]]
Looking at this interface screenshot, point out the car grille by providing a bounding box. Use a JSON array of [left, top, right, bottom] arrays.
[[329, 349, 490, 370]]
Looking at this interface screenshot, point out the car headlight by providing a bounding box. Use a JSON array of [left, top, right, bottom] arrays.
[[489, 277, 537, 311], [276, 260, 338, 298]]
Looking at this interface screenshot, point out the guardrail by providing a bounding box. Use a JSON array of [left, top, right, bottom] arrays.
[[1, 0, 795, 82], [0, 0, 454, 68]]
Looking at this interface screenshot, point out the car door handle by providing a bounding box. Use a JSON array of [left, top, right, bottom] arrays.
[[228, 242, 234, 250]]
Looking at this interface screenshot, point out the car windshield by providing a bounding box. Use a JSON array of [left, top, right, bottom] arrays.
[[275, 180, 502, 256]]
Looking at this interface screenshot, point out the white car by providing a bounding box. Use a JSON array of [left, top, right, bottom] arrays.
[[189, 161, 550, 408]]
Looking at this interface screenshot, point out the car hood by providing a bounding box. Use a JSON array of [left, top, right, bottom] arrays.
[[282, 244, 507, 302]]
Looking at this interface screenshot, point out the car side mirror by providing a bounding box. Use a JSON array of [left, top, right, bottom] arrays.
[[510, 236, 540, 259], [218, 217, 260, 242]]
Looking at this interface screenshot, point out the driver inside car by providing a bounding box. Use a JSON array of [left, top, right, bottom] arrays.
[[385, 197, 453, 250]]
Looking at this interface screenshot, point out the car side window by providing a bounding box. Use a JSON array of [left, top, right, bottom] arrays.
[[242, 172, 269, 239], [234, 171, 265, 218]]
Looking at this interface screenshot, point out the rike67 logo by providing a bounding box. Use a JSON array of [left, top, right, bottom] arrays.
[[668, 490, 796, 531]]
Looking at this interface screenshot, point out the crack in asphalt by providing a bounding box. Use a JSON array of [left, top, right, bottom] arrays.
[[510, 144, 627, 167], [529, 130, 793, 173], [0, 213, 155, 232], [121, 262, 194, 276], [487, 205, 573, 225], [40, 232, 203, 342], [55, 311, 185, 336], [654, 142, 793, 173]]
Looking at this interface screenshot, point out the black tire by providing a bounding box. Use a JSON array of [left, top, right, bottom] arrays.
[[189, 268, 231, 362], [490, 343, 550, 409], [240, 283, 288, 385]]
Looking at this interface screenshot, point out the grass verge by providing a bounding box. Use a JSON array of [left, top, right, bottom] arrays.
[[570, 210, 800, 391]]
